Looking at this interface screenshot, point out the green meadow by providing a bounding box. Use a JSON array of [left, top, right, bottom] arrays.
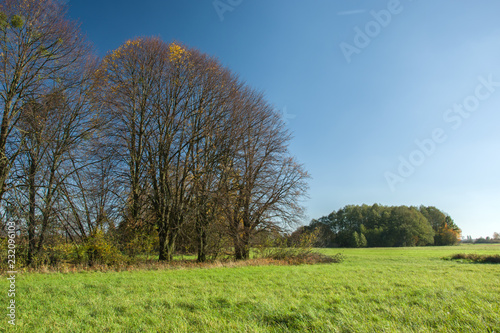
[[2, 245, 499, 332]]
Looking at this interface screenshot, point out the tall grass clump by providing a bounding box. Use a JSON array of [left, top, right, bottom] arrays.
[[256, 230, 344, 264], [447, 253, 500, 264]]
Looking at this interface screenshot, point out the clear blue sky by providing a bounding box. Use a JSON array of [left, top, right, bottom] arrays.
[[67, 0, 500, 238]]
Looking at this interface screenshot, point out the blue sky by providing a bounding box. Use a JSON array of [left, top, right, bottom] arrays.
[[68, 0, 500, 238]]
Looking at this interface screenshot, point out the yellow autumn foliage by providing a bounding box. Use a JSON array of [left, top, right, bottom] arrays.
[[168, 43, 187, 63]]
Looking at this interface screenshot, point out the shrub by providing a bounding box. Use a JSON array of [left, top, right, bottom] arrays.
[[44, 243, 76, 266], [0, 236, 29, 268], [121, 234, 158, 258], [257, 229, 344, 264], [447, 253, 500, 264], [82, 230, 126, 266]]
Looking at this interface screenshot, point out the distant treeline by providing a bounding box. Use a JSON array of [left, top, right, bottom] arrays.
[[291, 204, 461, 248], [461, 234, 500, 244]]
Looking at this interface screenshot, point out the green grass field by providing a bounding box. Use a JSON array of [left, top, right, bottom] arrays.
[[2, 245, 499, 332]]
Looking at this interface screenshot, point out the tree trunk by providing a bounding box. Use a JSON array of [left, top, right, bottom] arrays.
[[158, 228, 168, 261], [196, 226, 207, 262], [27, 155, 37, 266], [158, 228, 176, 262], [0, 99, 13, 203], [234, 237, 249, 260]]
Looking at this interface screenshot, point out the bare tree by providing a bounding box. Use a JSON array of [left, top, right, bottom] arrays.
[[98, 37, 164, 237], [185, 53, 240, 262], [144, 42, 200, 261], [101, 37, 309, 262], [58, 141, 122, 243], [0, 0, 90, 203], [219, 88, 309, 260], [101, 38, 189, 261], [9, 54, 101, 264]]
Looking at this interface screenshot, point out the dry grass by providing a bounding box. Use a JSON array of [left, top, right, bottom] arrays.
[[1, 253, 341, 275], [261, 248, 344, 265], [447, 253, 500, 264]]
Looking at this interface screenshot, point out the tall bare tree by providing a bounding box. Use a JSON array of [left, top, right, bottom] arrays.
[[99, 38, 164, 237], [10, 55, 100, 264], [0, 0, 90, 203], [102, 37, 309, 262], [219, 88, 309, 259], [58, 140, 122, 243], [144, 42, 204, 261], [181, 51, 240, 262]]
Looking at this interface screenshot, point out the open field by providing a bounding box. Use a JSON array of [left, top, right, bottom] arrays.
[[1, 245, 499, 332]]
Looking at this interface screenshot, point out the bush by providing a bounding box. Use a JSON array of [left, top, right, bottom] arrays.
[[447, 253, 500, 264], [16, 233, 126, 268], [82, 230, 125, 266], [0, 236, 29, 268], [121, 234, 158, 258], [257, 229, 344, 264], [261, 247, 344, 264], [44, 243, 77, 266]]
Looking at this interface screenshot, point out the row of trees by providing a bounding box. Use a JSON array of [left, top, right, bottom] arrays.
[[293, 204, 461, 248], [0, 0, 309, 265], [462, 233, 500, 244]]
